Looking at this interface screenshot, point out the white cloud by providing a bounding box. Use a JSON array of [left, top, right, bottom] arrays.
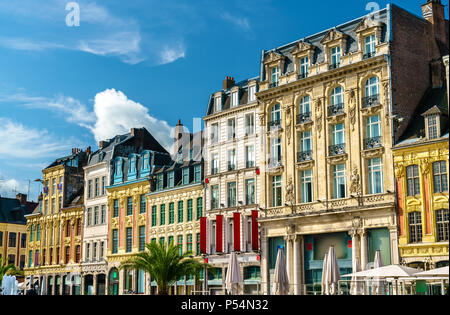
[[91, 89, 174, 151], [0, 37, 67, 51], [0, 117, 74, 159], [158, 42, 186, 65], [220, 12, 251, 32]]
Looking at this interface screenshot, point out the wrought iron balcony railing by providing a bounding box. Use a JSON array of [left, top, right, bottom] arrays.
[[364, 136, 382, 149], [298, 72, 308, 79], [329, 144, 346, 156], [270, 81, 279, 88], [268, 119, 281, 130], [268, 158, 283, 168], [297, 112, 312, 124], [328, 103, 345, 116], [362, 94, 380, 108], [329, 63, 340, 70], [297, 150, 313, 163], [363, 51, 375, 59], [228, 163, 236, 171]]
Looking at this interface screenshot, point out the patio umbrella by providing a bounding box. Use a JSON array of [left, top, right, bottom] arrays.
[[321, 253, 328, 295], [272, 248, 289, 295], [350, 257, 364, 295], [414, 266, 449, 277], [225, 252, 242, 295], [373, 251, 385, 295], [342, 265, 420, 278], [326, 246, 341, 295]]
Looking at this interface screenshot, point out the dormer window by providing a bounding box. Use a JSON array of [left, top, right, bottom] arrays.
[[248, 85, 257, 102], [231, 91, 239, 107], [113, 158, 124, 184], [364, 34, 376, 59], [299, 56, 309, 78], [271, 67, 280, 88], [168, 171, 175, 188], [182, 168, 190, 185], [427, 115, 438, 139], [330, 46, 341, 69], [143, 152, 150, 170], [214, 96, 222, 113], [422, 106, 444, 140], [156, 174, 164, 190]]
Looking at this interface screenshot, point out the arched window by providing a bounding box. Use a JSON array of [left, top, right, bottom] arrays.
[[330, 86, 344, 106], [365, 76, 379, 97], [108, 268, 119, 295]]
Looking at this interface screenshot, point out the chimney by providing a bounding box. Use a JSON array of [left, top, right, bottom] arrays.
[[16, 193, 27, 205], [86, 146, 92, 156], [173, 120, 184, 157], [99, 141, 108, 149], [421, 0, 448, 48], [223, 76, 235, 90]]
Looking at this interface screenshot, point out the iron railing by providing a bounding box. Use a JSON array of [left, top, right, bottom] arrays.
[[328, 103, 345, 116], [362, 94, 380, 108], [364, 136, 382, 149], [297, 150, 313, 163], [329, 144, 346, 156], [297, 112, 312, 124]]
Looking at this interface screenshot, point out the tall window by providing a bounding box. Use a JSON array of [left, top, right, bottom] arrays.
[[227, 182, 237, 207], [187, 199, 193, 222], [52, 178, 56, 196], [177, 235, 183, 255], [127, 197, 133, 216], [231, 91, 239, 107], [245, 114, 255, 136], [211, 153, 219, 175], [75, 245, 81, 263], [227, 118, 236, 140], [88, 180, 92, 199], [139, 226, 146, 252], [330, 46, 341, 67], [95, 178, 99, 197], [364, 34, 376, 57], [182, 168, 189, 185], [178, 201, 184, 223], [246, 145, 255, 168], [187, 234, 193, 253], [246, 179, 255, 205], [365, 76, 379, 97], [113, 199, 119, 218], [211, 123, 219, 144], [58, 196, 62, 211], [142, 152, 150, 171], [330, 86, 344, 106], [37, 224, 41, 241], [211, 185, 219, 209], [214, 97, 222, 113], [156, 174, 164, 190], [368, 158, 383, 194], [248, 85, 256, 102], [196, 233, 201, 256], [140, 195, 146, 214], [300, 131, 312, 153], [331, 124, 345, 146], [194, 165, 202, 183], [270, 137, 282, 165], [101, 205, 106, 224], [126, 227, 132, 253], [168, 171, 175, 188], [169, 202, 175, 225], [333, 164, 347, 199], [271, 66, 280, 87], [301, 170, 313, 203], [94, 206, 99, 225], [436, 209, 449, 242], [151, 206, 157, 226], [406, 165, 420, 196], [196, 198, 203, 220], [427, 115, 438, 139], [408, 212, 422, 243], [228, 149, 236, 171], [160, 204, 165, 226], [270, 104, 282, 124], [366, 115, 381, 139], [433, 161, 448, 193], [272, 176, 282, 207], [87, 208, 92, 226], [300, 56, 309, 77], [299, 95, 310, 115]]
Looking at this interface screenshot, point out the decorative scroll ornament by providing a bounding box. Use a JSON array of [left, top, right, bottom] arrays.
[[286, 106, 292, 144], [315, 98, 323, 137]]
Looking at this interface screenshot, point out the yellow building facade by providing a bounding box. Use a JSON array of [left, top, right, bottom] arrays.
[[394, 89, 449, 268], [24, 149, 88, 295]]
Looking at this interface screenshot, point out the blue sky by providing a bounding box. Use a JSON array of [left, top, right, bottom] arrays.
[[0, 0, 448, 201]]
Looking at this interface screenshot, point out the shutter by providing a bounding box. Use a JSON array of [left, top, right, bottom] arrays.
[[200, 217, 207, 254], [251, 210, 259, 251], [233, 212, 241, 251], [216, 215, 223, 253]]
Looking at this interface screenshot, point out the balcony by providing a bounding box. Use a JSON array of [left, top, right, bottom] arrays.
[[297, 150, 313, 163], [329, 63, 340, 70], [364, 136, 382, 149], [363, 51, 375, 60], [211, 168, 218, 175], [268, 158, 283, 168], [328, 103, 345, 116], [228, 163, 236, 171], [297, 112, 312, 124], [246, 161, 255, 168], [298, 72, 308, 79], [329, 144, 346, 156], [362, 95, 380, 108], [268, 119, 281, 131]]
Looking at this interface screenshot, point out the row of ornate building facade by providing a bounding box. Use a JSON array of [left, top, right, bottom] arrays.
[[18, 0, 449, 295]]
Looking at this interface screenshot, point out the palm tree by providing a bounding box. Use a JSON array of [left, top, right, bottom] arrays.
[[0, 257, 23, 287], [120, 241, 209, 295]]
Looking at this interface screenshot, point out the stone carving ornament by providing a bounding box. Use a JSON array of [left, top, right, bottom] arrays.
[[285, 177, 295, 206], [315, 98, 323, 137], [349, 168, 362, 195]]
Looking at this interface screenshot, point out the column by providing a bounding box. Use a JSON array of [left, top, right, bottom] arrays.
[[349, 229, 360, 270], [360, 230, 368, 270], [261, 233, 269, 295], [81, 274, 85, 295], [118, 268, 125, 295], [93, 274, 97, 295], [285, 236, 292, 294], [293, 235, 301, 295]]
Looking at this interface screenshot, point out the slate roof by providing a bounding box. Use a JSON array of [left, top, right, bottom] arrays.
[[0, 196, 37, 224]]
